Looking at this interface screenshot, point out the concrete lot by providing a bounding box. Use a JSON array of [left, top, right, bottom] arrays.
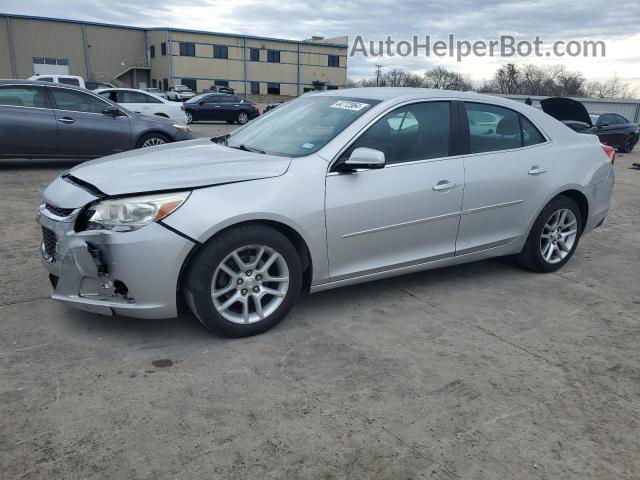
[[1, 123, 639, 479]]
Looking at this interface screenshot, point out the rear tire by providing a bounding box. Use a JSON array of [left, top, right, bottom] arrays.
[[517, 195, 583, 273], [237, 111, 249, 125], [136, 132, 170, 148], [619, 135, 636, 153], [183, 224, 303, 337]]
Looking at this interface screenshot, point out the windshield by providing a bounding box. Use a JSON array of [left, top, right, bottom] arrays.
[[227, 96, 381, 157], [175, 85, 190, 91]]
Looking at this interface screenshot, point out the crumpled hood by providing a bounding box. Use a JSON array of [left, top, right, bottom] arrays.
[[68, 138, 292, 196], [540, 97, 592, 127]]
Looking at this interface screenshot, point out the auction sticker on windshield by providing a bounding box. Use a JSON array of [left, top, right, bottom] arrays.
[[330, 101, 370, 111]]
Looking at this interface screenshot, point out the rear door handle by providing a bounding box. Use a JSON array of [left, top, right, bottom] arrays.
[[58, 117, 75, 124], [528, 166, 547, 175], [432, 180, 457, 191]]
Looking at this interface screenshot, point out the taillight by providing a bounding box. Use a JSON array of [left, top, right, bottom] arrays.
[[601, 144, 616, 164]]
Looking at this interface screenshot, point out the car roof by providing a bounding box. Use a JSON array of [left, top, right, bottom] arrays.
[[95, 88, 149, 92], [307, 87, 516, 102], [0, 79, 87, 91]]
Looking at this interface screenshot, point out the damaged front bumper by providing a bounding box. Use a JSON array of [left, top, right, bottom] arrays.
[[37, 203, 194, 319]]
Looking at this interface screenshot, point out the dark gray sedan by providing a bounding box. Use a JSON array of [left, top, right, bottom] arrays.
[[0, 80, 193, 159]]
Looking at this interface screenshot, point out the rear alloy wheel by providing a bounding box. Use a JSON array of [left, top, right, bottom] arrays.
[[237, 111, 249, 124], [137, 133, 170, 148], [619, 135, 636, 153], [184, 225, 302, 337], [186, 112, 193, 124], [517, 195, 582, 272]]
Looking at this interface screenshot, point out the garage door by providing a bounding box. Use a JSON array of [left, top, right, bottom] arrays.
[[33, 58, 70, 76]]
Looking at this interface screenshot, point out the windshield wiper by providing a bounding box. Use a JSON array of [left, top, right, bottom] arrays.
[[228, 143, 266, 154], [211, 133, 230, 145]]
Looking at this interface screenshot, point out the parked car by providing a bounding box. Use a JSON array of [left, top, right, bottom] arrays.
[[85, 81, 117, 90], [96, 88, 188, 123], [29, 74, 85, 88], [145, 87, 168, 99], [540, 97, 639, 153], [183, 93, 259, 124], [166, 85, 195, 101], [208, 85, 235, 94], [38, 88, 614, 337], [0, 80, 192, 158]]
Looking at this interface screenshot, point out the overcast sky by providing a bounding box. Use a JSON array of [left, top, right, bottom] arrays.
[[2, 0, 639, 88]]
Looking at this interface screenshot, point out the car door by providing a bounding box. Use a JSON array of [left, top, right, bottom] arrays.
[[48, 86, 132, 157], [197, 95, 223, 120], [595, 114, 620, 146], [214, 96, 236, 121], [325, 101, 464, 280], [0, 84, 57, 156], [455, 102, 555, 255]]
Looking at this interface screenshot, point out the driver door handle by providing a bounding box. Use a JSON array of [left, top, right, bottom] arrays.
[[528, 166, 547, 175], [432, 180, 457, 191], [58, 117, 75, 124]]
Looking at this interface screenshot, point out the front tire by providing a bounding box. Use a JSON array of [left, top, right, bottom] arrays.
[[183, 224, 303, 337], [517, 195, 583, 272], [136, 132, 170, 148], [186, 112, 193, 124], [619, 135, 636, 153]]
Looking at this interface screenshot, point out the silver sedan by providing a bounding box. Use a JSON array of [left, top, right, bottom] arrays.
[[38, 88, 615, 337]]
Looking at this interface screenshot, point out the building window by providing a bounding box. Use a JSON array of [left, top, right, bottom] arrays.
[[250, 82, 260, 94], [267, 50, 280, 63], [161, 42, 167, 56], [249, 48, 260, 61], [213, 45, 228, 59], [179, 42, 195, 57], [328, 55, 340, 67], [152, 79, 157, 88], [181, 78, 197, 91], [150, 45, 155, 58], [214, 80, 229, 87], [33, 57, 68, 66], [267, 83, 280, 95], [163, 78, 169, 91]]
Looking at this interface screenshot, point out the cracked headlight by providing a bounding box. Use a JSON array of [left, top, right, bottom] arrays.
[[85, 191, 191, 232]]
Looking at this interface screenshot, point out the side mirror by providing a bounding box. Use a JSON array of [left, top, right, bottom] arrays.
[[338, 147, 386, 172], [102, 107, 120, 116]]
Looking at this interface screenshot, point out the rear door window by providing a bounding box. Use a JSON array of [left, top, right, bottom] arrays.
[[0, 86, 48, 108], [465, 103, 521, 153], [58, 77, 81, 86], [520, 115, 546, 146]]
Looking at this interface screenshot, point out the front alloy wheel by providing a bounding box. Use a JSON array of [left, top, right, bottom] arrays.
[[183, 224, 302, 337], [212, 245, 289, 324], [186, 112, 193, 124]]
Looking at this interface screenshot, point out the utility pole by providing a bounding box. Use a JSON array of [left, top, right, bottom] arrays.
[[375, 65, 383, 86]]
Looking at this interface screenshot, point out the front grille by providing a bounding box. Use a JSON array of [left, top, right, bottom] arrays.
[[45, 203, 75, 217], [41, 227, 57, 260]]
